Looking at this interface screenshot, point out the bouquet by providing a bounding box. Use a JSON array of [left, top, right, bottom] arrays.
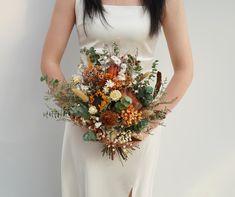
[[40, 42, 177, 165]]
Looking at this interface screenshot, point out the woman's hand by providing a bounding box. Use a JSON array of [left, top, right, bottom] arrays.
[[129, 120, 160, 147], [103, 120, 161, 148], [99, 120, 161, 148]]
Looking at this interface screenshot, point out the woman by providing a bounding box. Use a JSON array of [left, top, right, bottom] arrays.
[[40, 0, 193, 196]]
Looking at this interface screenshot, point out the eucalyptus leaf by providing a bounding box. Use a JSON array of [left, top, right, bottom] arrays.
[[70, 103, 90, 119], [130, 119, 149, 133], [137, 86, 154, 107], [145, 86, 153, 94], [120, 96, 132, 107], [83, 131, 97, 141], [115, 102, 126, 112]]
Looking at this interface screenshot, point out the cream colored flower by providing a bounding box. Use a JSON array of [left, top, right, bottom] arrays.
[[110, 90, 122, 101], [71, 75, 81, 84], [88, 106, 98, 114]]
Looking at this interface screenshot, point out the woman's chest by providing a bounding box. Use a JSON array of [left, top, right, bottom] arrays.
[[76, 6, 151, 42]]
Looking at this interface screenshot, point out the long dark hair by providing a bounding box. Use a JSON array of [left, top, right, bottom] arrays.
[[82, 0, 166, 38]]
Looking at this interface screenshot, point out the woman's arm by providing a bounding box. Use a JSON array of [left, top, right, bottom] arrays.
[[40, 0, 76, 83], [129, 0, 194, 142], [155, 0, 194, 114]]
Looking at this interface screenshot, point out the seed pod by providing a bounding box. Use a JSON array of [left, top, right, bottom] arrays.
[[139, 72, 151, 81], [153, 71, 162, 98]]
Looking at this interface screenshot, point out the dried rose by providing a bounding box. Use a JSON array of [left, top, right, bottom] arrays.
[[100, 111, 119, 127]]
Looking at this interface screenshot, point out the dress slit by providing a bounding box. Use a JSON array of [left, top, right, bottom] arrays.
[[128, 187, 133, 197]]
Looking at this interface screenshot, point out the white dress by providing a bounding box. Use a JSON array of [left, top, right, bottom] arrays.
[[61, 1, 163, 197]]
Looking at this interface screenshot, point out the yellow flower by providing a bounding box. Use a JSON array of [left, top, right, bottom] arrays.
[[110, 90, 122, 101], [90, 89, 109, 111], [71, 88, 89, 102]]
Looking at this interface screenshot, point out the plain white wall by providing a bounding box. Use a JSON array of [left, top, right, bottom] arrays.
[[0, 0, 234, 196]]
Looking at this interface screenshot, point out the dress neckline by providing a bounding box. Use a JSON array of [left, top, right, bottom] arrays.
[[102, 4, 144, 8]]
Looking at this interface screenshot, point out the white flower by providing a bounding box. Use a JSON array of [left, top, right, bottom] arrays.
[[103, 86, 109, 94], [120, 63, 127, 70], [116, 63, 127, 80], [110, 90, 122, 101], [95, 122, 102, 128], [114, 59, 121, 65], [105, 80, 115, 88], [97, 48, 104, 53], [117, 73, 126, 81], [111, 55, 121, 65], [88, 106, 98, 114], [80, 84, 89, 91]]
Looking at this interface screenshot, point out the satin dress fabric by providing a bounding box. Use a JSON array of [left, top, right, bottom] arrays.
[[61, 1, 163, 197]]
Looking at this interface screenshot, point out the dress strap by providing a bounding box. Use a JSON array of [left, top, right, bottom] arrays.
[[75, 0, 84, 26]]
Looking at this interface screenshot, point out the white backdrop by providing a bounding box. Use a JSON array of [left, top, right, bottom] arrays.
[[0, 0, 234, 196]]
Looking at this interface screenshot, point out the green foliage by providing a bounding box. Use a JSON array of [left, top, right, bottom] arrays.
[[83, 131, 97, 141], [40, 74, 48, 82], [70, 103, 90, 119], [40, 74, 60, 90], [137, 86, 154, 107], [43, 104, 67, 120], [112, 41, 120, 56], [115, 102, 126, 113], [81, 46, 101, 65], [131, 55, 142, 73], [115, 96, 132, 112], [50, 79, 59, 87], [130, 119, 149, 133], [148, 60, 159, 81], [120, 96, 132, 107]]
